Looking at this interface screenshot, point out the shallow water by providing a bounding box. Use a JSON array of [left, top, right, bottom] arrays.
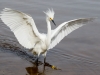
[[0, 0, 100, 75]]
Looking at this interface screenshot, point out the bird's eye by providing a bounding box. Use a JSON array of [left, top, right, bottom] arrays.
[[50, 18, 52, 21]]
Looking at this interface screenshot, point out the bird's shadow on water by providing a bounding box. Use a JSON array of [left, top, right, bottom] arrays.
[[25, 61, 61, 75]]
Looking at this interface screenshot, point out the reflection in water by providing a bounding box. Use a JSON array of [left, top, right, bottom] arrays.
[[26, 65, 44, 75], [26, 61, 61, 75], [26, 61, 45, 75]]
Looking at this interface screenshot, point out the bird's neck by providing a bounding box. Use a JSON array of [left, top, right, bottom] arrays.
[[46, 18, 51, 47]]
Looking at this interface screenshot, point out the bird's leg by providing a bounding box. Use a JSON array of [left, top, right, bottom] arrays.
[[35, 52, 41, 66], [35, 57, 38, 66], [43, 52, 47, 70], [43, 56, 46, 70], [43, 52, 61, 70], [43, 52, 47, 64], [36, 57, 38, 64], [44, 56, 46, 63], [44, 56, 46, 64]]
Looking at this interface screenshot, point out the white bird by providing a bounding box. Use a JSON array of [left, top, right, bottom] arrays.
[[0, 8, 94, 64]]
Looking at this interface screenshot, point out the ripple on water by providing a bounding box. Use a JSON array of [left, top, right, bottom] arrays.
[[0, 0, 100, 75]]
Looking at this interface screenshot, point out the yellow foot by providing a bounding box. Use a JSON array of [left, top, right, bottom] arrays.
[[51, 65, 61, 70], [44, 62, 61, 70]]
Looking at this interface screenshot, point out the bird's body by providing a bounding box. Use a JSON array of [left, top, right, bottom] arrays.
[[0, 8, 94, 63]]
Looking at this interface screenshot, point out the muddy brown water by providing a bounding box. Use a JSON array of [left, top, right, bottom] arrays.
[[0, 0, 100, 75]]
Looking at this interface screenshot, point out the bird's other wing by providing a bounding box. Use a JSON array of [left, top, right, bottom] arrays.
[[49, 18, 94, 49], [0, 8, 41, 49]]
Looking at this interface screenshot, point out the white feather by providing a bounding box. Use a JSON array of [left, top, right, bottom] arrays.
[[0, 8, 94, 58], [49, 18, 94, 49], [0, 8, 41, 49]]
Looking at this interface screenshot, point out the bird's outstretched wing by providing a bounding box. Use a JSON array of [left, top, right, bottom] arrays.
[[49, 18, 94, 49], [0, 8, 41, 49]]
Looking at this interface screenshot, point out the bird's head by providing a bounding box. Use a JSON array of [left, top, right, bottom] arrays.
[[43, 9, 56, 26]]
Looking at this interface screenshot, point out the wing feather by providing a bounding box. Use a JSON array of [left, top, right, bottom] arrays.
[[49, 18, 94, 49], [0, 8, 41, 49]]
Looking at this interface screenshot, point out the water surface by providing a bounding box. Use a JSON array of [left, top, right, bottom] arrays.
[[0, 0, 100, 75]]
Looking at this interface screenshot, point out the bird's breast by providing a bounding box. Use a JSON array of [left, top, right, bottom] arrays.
[[41, 41, 47, 50]]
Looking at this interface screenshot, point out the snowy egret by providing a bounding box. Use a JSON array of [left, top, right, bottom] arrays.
[[0, 8, 94, 64]]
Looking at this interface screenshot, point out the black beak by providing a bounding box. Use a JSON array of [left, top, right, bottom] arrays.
[[52, 20, 56, 26]]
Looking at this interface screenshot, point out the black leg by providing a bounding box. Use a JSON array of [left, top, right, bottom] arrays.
[[44, 56, 46, 64], [43, 52, 47, 71], [43, 52, 47, 64], [43, 56, 46, 70], [35, 57, 38, 66]]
